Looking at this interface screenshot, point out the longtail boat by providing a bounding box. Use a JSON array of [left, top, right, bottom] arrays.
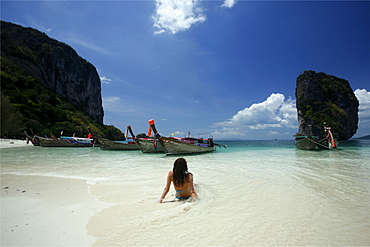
[[295, 124, 337, 150], [24, 131, 40, 146], [148, 119, 226, 156], [295, 136, 318, 150], [126, 125, 164, 153], [160, 136, 217, 155], [37, 136, 95, 147], [97, 138, 139, 150]]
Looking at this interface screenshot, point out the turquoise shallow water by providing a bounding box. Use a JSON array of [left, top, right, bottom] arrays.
[[1, 139, 370, 245]]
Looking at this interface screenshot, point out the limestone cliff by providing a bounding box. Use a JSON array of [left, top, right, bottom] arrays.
[[1, 21, 103, 124], [295, 70, 359, 140]]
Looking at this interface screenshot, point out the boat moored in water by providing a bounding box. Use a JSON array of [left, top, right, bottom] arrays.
[[97, 138, 139, 150], [295, 136, 318, 150], [37, 136, 95, 147], [126, 125, 164, 153], [295, 124, 337, 150], [148, 119, 226, 156], [160, 136, 217, 155]]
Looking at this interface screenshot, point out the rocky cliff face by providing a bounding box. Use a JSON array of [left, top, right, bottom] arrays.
[[295, 71, 359, 140], [1, 21, 104, 124]]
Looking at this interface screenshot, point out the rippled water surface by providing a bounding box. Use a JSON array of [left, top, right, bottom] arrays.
[[1, 140, 369, 245]]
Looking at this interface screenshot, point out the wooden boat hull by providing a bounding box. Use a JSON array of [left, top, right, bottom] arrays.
[[295, 137, 317, 150], [135, 138, 164, 153], [317, 138, 329, 149], [37, 137, 94, 147], [160, 136, 216, 155], [98, 138, 139, 150], [317, 138, 338, 150]]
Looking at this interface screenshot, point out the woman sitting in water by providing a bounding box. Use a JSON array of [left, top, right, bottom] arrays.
[[159, 158, 197, 203]]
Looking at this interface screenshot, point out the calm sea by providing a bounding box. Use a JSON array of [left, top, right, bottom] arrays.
[[1, 140, 370, 245]]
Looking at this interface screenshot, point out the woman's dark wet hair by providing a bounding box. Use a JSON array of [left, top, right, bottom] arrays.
[[173, 158, 190, 187]]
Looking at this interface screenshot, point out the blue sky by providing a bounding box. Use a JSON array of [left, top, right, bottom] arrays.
[[2, 0, 370, 139]]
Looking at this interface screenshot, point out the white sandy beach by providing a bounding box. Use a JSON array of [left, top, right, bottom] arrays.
[[0, 174, 109, 246], [0, 138, 31, 148], [0, 139, 110, 246]]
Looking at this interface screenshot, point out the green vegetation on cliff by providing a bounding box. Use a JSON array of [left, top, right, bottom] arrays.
[[295, 70, 359, 140], [1, 62, 122, 139], [0, 21, 123, 139]]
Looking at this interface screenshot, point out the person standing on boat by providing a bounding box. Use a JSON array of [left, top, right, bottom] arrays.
[[159, 158, 197, 203]]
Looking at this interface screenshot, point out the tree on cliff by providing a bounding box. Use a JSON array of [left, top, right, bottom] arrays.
[[295, 70, 359, 140], [0, 93, 25, 137]]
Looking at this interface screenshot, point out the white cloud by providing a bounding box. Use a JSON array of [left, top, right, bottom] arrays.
[[64, 36, 114, 56], [152, 0, 206, 34], [221, 0, 237, 8], [151, 0, 238, 34], [213, 93, 298, 139], [354, 88, 370, 136], [26, 16, 52, 33], [100, 76, 112, 85], [104, 96, 120, 104], [171, 130, 185, 136], [103, 96, 133, 113], [228, 93, 297, 128], [354, 88, 370, 119], [212, 127, 246, 139]]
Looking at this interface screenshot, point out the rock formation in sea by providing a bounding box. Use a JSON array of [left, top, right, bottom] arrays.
[[295, 70, 359, 140], [1, 21, 103, 124]]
